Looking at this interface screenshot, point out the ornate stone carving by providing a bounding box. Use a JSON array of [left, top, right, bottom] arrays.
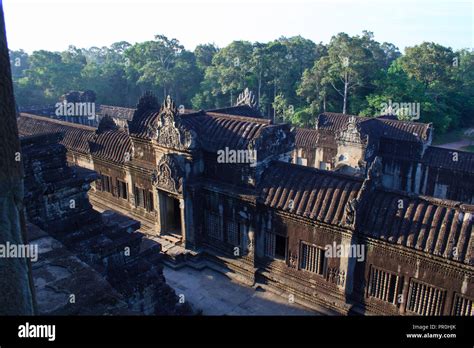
[[336, 116, 367, 144], [289, 251, 298, 269], [359, 156, 383, 195], [327, 267, 345, 287], [151, 154, 184, 194], [149, 95, 195, 150], [235, 88, 257, 108], [367, 156, 382, 182], [344, 156, 383, 228], [345, 198, 358, 226]]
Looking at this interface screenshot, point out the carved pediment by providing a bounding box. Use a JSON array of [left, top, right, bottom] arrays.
[[148, 96, 196, 150], [336, 116, 367, 145], [151, 154, 184, 194]]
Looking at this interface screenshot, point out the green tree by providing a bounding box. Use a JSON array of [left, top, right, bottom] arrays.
[[298, 56, 339, 115], [194, 43, 218, 72], [8, 49, 29, 79], [125, 35, 185, 100], [209, 40, 254, 105]]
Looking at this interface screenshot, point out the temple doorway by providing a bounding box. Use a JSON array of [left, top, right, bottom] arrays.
[[159, 191, 182, 238]]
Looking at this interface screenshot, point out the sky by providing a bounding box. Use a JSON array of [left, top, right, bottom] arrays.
[[2, 0, 473, 53]]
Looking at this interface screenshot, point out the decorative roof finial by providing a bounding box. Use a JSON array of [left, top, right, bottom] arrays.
[[163, 95, 176, 112], [235, 88, 257, 108]]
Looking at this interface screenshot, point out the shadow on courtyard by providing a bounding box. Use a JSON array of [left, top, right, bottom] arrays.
[[162, 265, 324, 316]]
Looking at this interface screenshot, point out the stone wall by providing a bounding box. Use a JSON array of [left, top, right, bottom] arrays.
[[21, 133, 192, 315]]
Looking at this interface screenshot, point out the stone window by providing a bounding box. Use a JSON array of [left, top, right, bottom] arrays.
[[134, 187, 153, 212], [300, 242, 326, 275], [265, 232, 286, 260], [117, 179, 128, 200], [134, 186, 145, 208], [452, 293, 473, 316], [368, 266, 402, 305], [145, 191, 154, 212], [407, 279, 445, 315], [264, 232, 275, 258], [226, 220, 240, 246], [95, 176, 102, 191], [205, 211, 222, 240], [101, 174, 113, 194]]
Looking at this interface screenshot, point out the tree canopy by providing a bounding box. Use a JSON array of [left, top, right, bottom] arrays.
[[9, 32, 473, 134]]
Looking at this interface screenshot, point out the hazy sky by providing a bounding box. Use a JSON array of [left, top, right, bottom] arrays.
[[2, 0, 473, 53]]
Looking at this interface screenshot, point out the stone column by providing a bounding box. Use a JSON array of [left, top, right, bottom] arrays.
[[339, 235, 356, 295], [180, 197, 187, 247], [156, 190, 165, 235], [0, 2, 36, 314], [182, 194, 197, 249]]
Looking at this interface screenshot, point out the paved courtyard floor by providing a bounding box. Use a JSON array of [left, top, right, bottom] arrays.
[[163, 265, 326, 315]]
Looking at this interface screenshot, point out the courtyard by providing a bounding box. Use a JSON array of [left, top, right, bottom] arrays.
[[163, 265, 329, 315]]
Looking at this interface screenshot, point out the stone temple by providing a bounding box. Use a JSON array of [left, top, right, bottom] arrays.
[[17, 88, 473, 316]]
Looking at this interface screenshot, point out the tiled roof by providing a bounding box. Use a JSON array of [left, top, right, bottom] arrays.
[[182, 112, 269, 152], [99, 105, 135, 121], [360, 190, 474, 265], [18, 114, 132, 164], [259, 161, 363, 226], [207, 105, 262, 118], [315, 112, 431, 143], [259, 159, 473, 265], [89, 130, 132, 164], [422, 146, 474, 173], [317, 112, 371, 132], [127, 110, 160, 139], [377, 118, 431, 142], [18, 114, 95, 154], [128, 108, 271, 152], [295, 128, 320, 148]]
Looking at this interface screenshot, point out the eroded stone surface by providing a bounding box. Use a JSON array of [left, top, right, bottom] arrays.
[[22, 133, 192, 315]]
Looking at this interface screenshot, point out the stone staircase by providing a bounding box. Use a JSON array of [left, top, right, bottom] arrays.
[[138, 233, 253, 288], [139, 232, 203, 269]]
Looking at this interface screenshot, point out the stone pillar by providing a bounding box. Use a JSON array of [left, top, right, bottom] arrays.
[[413, 162, 422, 194], [156, 190, 165, 235], [182, 194, 196, 249], [339, 235, 357, 296], [179, 197, 186, 246], [0, 2, 36, 314], [315, 148, 324, 168], [151, 187, 160, 234], [255, 212, 270, 258]]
